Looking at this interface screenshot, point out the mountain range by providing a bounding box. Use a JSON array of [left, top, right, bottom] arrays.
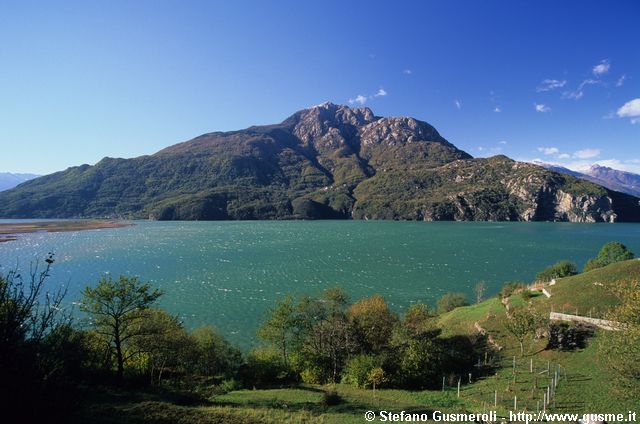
[[0, 102, 639, 222], [0, 172, 39, 192], [535, 162, 640, 198]]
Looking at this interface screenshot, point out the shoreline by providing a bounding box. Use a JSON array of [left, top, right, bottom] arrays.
[[0, 220, 133, 243]]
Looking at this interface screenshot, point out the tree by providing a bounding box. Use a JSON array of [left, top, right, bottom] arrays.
[[600, 281, 640, 399], [348, 295, 398, 353], [132, 308, 193, 384], [596, 241, 634, 266], [368, 367, 386, 396], [0, 254, 79, 422], [191, 326, 242, 379], [402, 302, 437, 337], [80, 275, 163, 382], [536, 260, 577, 282], [584, 241, 634, 272], [257, 296, 296, 367], [436, 292, 468, 314], [295, 288, 354, 383], [474, 281, 486, 304], [503, 307, 537, 356]]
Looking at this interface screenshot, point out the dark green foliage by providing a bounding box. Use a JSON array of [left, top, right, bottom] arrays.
[[583, 241, 635, 272], [583, 258, 603, 272], [547, 323, 595, 351], [521, 290, 534, 301], [536, 260, 578, 282], [190, 326, 242, 379], [0, 255, 86, 422], [595, 241, 634, 266], [241, 347, 294, 387], [436, 292, 468, 314]]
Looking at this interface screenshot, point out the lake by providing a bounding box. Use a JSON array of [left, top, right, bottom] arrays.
[[1, 220, 638, 348]]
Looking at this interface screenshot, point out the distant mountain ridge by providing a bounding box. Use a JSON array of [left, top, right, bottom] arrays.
[[0, 103, 639, 222], [534, 162, 640, 197], [0, 172, 39, 192]]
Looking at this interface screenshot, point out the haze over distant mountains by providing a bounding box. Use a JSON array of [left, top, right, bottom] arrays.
[[534, 162, 640, 198], [0, 173, 39, 192], [1, 103, 639, 222]]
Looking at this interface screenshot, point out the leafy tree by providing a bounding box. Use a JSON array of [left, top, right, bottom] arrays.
[[132, 308, 193, 384], [191, 326, 242, 379], [536, 260, 577, 282], [257, 296, 296, 367], [402, 302, 437, 337], [368, 367, 386, 395], [348, 295, 398, 353], [80, 275, 163, 382], [584, 241, 634, 272], [503, 307, 537, 356], [295, 288, 354, 383], [600, 281, 640, 399], [436, 292, 468, 314], [596, 241, 634, 266]]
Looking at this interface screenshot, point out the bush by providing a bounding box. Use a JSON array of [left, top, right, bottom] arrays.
[[498, 282, 525, 298], [583, 258, 603, 272], [436, 293, 468, 314], [342, 354, 381, 388], [241, 348, 293, 386], [521, 290, 534, 301], [536, 260, 578, 282]]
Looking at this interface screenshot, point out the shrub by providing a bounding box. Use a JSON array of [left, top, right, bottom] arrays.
[[498, 282, 526, 298], [241, 347, 293, 386], [536, 260, 578, 282], [583, 258, 603, 272], [436, 292, 468, 314], [342, 354, 381, 388], [521, 290, 534, 301]]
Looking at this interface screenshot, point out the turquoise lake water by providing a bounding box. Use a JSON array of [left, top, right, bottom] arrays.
[[1, 220, 639, 348]]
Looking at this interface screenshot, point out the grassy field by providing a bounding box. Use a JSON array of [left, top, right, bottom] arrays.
[[73, 260, 640, 423], [73, 384, 469, 424]]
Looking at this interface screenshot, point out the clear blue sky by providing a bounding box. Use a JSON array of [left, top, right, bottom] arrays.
[[1, 0, 638, 174]]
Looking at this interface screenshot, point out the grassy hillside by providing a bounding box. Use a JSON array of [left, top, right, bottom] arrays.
[[437, 259, 640, 413]]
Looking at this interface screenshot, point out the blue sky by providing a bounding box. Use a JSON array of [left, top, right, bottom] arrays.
[[1, 0, 638, 174]]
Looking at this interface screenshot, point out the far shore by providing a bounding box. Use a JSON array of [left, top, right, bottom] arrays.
[[0, 220, 133, 243]]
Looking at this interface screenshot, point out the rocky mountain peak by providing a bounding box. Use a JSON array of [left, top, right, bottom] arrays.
[[359, 116, 447, 146], [290, 102, 377, 146]]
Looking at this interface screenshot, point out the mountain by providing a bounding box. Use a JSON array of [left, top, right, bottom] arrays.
[[533, 162, 640, 198], [0, 172, 39, 192], [0, 103, 639, 222], [583, 165, 640, 197]]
